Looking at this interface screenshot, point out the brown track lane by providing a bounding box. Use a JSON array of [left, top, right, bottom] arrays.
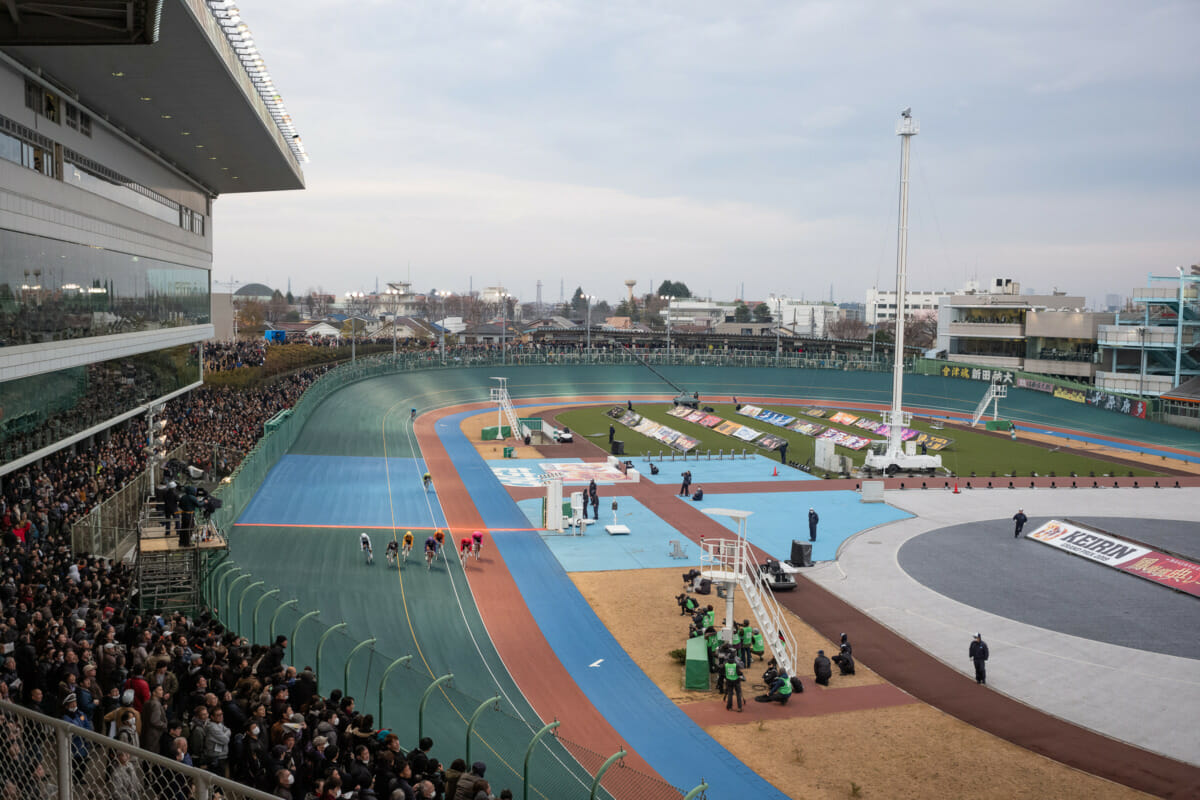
[[414, 403, 670, 793], [424, 396, 1200, 799], [537, 400, 1200, 798]]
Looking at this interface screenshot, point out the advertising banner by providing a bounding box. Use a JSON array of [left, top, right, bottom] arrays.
[[1084, 390, 1147, 419], [714, 420, 741, 436], [738, 405, 764, 418], [1027, 520, 1151, 565], [757, 434, 786, 450], [698, 414, 723, 428], [829, 412, 859, 425], [1028, 520, 1200, 596], [667, 406, 692, 418], [1053, 386, 1087, 404], [1017, 377, 1054, 393], [732, 426, 761, 442]]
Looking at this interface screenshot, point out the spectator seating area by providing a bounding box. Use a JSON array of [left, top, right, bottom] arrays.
[[1, 361, 508, 799]]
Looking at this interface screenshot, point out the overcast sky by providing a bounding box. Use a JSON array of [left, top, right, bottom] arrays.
[[213, 0, 1199, 308]]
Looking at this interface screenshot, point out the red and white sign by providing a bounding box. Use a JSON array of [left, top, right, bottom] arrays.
[[1028, 519, 1200, 597], [1116, 552, 1200, 598]]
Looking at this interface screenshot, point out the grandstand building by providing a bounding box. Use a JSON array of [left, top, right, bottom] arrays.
[[0, 1, 304, 476]]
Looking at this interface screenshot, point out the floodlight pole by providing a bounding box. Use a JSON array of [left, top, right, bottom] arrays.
[[884, 110, 918, 459]]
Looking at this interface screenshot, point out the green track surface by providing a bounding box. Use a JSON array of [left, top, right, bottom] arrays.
[[556, 403, 1164, 477], [219, 361, 1200, 799]]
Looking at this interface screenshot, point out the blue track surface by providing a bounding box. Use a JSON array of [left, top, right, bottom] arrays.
[[439, 409, 789, 799], [695, 489, 911, 562], [237, 454, 447, 529], [515, 497, 702, 571]]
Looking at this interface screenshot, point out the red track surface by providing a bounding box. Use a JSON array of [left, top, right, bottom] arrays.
[[423, 396, 1200, 799]]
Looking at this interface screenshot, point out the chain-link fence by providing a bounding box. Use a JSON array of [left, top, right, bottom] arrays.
[[0, 698, 279, 800]]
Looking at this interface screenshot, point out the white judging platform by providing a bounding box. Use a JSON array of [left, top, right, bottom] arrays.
[[605, 524, 631, 535]]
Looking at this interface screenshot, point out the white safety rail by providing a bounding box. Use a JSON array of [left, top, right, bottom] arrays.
[[971, 377, 1008, 427], [699, 537, 797, 678], [489, 376, 529, 441]]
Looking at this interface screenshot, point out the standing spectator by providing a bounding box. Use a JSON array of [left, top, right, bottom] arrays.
[[679, 470, 692, 497], [608, 424, 615, 444], [1013, 509, 1028, 538], [453, 762, 488, 800], [61, 692, 93, 783], [122, 665, 150, 711], [143, 684, 168, 755], [970, 633, 989, 685], [108, 748, 141, 799], [205, 705, 232, 777], [808, 507, 819, 542]]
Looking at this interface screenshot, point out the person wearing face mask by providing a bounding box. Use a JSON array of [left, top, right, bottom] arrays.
[[233, 719, 267, 788], [274, 768, 295, 799], [315, 709, 340, 750]]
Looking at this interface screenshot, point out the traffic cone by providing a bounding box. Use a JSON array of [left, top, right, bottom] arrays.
[[772, 466, 779, 477], [953, 481, 960, 494]]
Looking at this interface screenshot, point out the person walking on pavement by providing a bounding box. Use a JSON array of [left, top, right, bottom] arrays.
[[1013, 509, 1028, 538], [679, 470, 692, 497], [808, 507, 819, 542], [723, 654, 744, 712], [969, 633, 989, 685]]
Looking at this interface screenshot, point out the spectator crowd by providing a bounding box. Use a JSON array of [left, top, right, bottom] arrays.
[[0, 356, 518, 798]]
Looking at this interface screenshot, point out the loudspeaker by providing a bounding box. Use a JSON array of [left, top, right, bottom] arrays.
[[790, 540, 813, 567]]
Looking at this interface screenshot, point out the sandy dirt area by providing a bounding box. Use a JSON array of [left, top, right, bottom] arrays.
[[459, 408, 551, 460], [571, 568, 1147, 799]]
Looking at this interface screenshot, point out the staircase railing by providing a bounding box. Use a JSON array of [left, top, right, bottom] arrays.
[[699, 537, 797, 678]]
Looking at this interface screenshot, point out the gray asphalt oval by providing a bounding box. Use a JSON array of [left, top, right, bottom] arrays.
[[896, 517, 1200, 659]]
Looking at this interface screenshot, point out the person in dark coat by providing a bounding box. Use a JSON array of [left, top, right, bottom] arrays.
[[608, 424, 615, 443], [779, 441, 788, 464], [813, 650, 832, 686], [1013, 509, 1028, 538], [832, 645, 855, 676], [839, 632, 852, 657], [587, 480, 598, 520], [679, 470, 692, 497], [808, 508, 819, 542], [969, 633, 989, 684]]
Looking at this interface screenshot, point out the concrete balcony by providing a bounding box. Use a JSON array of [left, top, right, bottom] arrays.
[[1023, 358, 1095, 379], [1097, 325, 1179, 347], [948, 321, 1024, 338], [947, 353, 1022, 369], [1095, 371, 1174, 396]]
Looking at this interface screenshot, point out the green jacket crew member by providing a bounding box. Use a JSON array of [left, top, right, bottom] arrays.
[[702, 607, 715, 629], [767, 671, 793, 704], [706, 630, 720, 672], [751, 629, 765, 660], [723, 657, 744, 711], [739, 623, 754, 666]]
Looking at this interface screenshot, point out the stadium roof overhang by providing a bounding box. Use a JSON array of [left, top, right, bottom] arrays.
[[1, 0, 304, 194]]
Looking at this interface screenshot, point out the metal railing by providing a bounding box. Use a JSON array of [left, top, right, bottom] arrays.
[[70, 443, 186, 560], [0, 698, 279, 800]]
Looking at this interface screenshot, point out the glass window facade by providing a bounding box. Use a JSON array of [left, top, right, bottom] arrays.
[[0, 343, 200, 463], [0, 228, 210, 347]]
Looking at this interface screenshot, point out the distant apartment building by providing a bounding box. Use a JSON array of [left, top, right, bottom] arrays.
[[866, 287, 953, 325]]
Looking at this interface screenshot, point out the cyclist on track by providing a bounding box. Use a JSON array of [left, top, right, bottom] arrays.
[[385, 538, 399, 566], [411, 408, 417, 421], [434, 529, 446, 558], [459, 536, 472, 568], [402, 531, 414, 562], [424, 536, 438, 569], [423, 471, 432, 491], [472, 530, 484, 560], [360, 532, 373, 565]]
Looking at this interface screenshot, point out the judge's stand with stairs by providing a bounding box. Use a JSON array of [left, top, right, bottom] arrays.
[[134, 478, 227, 619]]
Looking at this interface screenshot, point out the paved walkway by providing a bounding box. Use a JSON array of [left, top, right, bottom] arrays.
[[802, 488, 1200, 769]]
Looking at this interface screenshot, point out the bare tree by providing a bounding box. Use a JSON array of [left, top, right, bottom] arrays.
[[826, 316, 869, 340]]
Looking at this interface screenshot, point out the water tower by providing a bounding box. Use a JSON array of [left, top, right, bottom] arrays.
[[624, 279, 637, 304]]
